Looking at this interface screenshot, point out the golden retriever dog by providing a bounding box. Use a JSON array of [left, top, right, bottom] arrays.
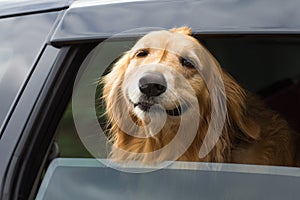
[[102, 27, 298, 166]]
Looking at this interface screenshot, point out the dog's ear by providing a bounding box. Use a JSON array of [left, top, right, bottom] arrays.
[[102, 53, 130, 112], [237, 117, 261, 140], [201, 50, 261, 141], [223, 75, 261, 140], [170, 27, 192, 35]]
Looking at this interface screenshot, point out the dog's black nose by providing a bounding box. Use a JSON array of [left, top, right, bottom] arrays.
[[139, 72, 167, 97]]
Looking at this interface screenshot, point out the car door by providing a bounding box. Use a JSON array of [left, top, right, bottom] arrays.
[[2, 0, 300, 199], [0, 0, 69, 199]]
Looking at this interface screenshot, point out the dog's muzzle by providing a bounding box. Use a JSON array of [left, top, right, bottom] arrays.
[[131, 72, 186, 116]]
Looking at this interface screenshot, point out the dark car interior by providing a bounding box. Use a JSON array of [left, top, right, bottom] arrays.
[[199, 35, 300, 132], [53, 34, 300, 158], [35, 34, 300, 200]]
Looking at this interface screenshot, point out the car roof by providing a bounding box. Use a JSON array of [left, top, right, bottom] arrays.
[[0, 0, 71, 18], [51, 0, 300, 46]]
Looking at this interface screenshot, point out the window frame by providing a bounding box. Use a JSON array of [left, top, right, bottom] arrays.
[[1, 43, 98, 200]]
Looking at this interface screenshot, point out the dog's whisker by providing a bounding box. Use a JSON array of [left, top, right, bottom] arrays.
[[130, 87, 141, 104], [168, 88, 189, 106]]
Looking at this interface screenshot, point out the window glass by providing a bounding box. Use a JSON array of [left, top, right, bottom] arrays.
[[50, 35, 300, 199], [0, 12, 58, 132], [55, 35, 300, 160], [36, 158, 300, 200], [55, 104, 92, 158], [55, 39, 136, 158]]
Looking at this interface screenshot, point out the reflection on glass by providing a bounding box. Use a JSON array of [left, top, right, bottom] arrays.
[[0, 12, 58, 131]]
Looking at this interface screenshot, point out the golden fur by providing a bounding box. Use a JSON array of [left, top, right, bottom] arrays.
[[102, 27, 298, 166]]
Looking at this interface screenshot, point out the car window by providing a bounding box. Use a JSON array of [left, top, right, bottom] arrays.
[[36, 158, 300, 200], [55, 35, 300, 159], [55, 39, 137, 158], [37, 34, 300, 199], [0, 12, 58, 133]]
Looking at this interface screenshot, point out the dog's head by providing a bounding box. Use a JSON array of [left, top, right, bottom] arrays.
[[125, 27, 205, 120], [105, 27, 209, 122], [102, 27, 260, 162]]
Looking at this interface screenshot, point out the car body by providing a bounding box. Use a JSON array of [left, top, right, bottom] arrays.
[[1, 0, 300, 199]]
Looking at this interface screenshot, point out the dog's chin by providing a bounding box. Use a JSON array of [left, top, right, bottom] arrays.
[[129, 98, 187, 117]]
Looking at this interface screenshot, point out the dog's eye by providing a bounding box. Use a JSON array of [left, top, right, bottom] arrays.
[[180, 57, 195, 69], [136, 49, 149, 57]]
